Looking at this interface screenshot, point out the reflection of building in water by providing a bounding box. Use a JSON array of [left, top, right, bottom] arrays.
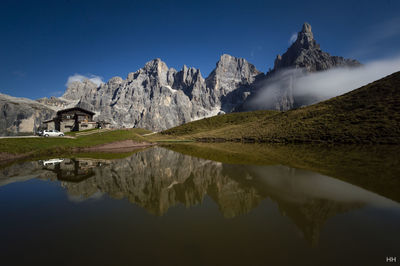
[[42, 158, 108, 182]]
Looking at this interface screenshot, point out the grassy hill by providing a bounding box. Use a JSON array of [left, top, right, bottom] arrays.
[[160, 71, 400, 144]]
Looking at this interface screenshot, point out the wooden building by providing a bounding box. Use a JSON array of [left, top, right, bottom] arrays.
[[43, 107, 97, 132]]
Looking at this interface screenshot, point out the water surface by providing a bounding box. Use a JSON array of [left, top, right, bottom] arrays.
[[1, 145, 399, 266]]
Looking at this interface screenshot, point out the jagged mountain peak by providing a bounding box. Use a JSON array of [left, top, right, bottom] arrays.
[[211, 54, 261, 78], [295, 22, 317, 50], [180, 65, 203, 81], [207, 54, 262, 91], [216, 54, 255, 68], [62, 78, 99, 101], [301, 22, 313, 36], [143, 58, 169, 73], [69, 78, 97, 87], [273, 22, 360, 72], [219, 53, 237, 61], [107, 76, 123, 84]]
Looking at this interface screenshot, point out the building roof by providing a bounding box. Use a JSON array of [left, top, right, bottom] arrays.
[[56, 107, 95, 116]]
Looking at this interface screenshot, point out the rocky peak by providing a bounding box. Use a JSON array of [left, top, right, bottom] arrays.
[[143, 58, 169, 74], [300, 23, 313, 40], [137, 58, 173, 87], [62, 78, 99, 101], [215, 54, 260, 76], [181, 65, 202, 82], [206, 54, 262, 91], [108, 76, 123, 84], [294, 22, 318, 50], [273, 22, 360, 72], [171, 65, 206, 99]]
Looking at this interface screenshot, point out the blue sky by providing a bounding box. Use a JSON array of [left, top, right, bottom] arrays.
[[1, 0, 400, 99]]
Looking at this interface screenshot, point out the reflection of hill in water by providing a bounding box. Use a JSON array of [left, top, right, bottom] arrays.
[[1, 147, 397, 245], [220, 165, 365, 245]]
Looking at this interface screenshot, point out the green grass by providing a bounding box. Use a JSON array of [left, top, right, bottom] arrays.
[[0, 128, 151, 156], [159, 71, 400, 144], [130, 128, 153, 135], [65, 128, 99, 136], [161, 110, 278, 136]]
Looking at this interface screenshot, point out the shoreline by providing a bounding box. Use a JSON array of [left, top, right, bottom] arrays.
[[0, 140, 156, 165]]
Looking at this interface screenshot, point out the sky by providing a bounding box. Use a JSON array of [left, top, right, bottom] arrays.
[[1, 0, 400, 99]]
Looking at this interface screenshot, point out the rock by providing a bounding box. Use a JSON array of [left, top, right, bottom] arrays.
[[36, 96, 71, 109], [206, 54, 264, 112], [62, 78, 98, 100], [0, 93, 55, 135]]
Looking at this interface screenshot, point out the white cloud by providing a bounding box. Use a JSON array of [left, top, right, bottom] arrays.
[[66, 74, 104, 87], [289, 33, 297, 44], [251, 56, 400, 109]]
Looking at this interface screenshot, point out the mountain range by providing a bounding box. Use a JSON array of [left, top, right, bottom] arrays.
[[0, 23, 360, 135]]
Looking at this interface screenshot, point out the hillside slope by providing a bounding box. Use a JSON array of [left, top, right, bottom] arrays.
[[161, 71, 400, 144]]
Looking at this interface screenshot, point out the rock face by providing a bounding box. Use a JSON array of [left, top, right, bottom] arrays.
[[239, 22, 361, 111], [36, 96, 74, 109], [206, 54, 264, 112], [61, 55, 261, 131], [0, 93, 55, 135], [62, 79, 99, 101]]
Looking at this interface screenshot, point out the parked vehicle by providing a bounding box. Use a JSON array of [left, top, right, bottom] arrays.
[[40, 158, 64, 166], [42, 130, 65, 137], [36, 130, 43, 136]]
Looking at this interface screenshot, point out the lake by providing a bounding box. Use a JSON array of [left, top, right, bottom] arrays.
[[1, 144, 399, 266]]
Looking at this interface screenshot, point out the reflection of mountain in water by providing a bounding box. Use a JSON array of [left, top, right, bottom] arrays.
[[60, 147, 398, 246], [1, 147, 397, 245], [63, 148, 263, 218]]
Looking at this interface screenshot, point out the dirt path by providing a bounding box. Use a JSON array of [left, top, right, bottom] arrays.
[[0, 136, 39, 139]]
